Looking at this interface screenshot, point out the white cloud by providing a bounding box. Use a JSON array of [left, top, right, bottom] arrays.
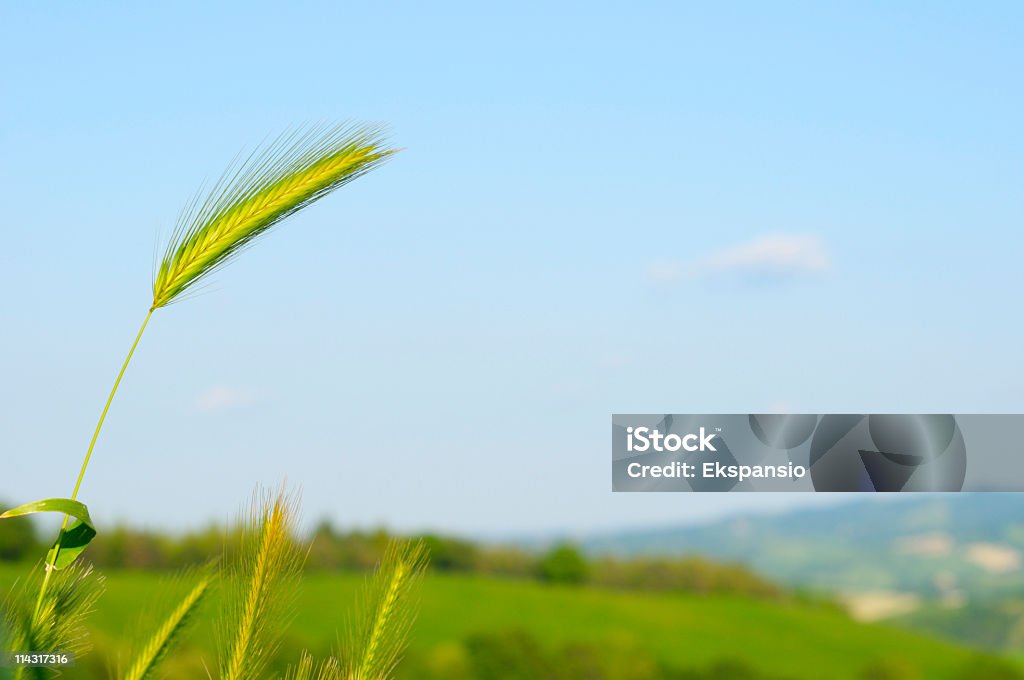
[[649, 233, 830, 283], [195, 385, 263, 413]]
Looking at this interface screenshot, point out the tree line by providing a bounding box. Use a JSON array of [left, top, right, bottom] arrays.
[[0, 508, 781, 598]]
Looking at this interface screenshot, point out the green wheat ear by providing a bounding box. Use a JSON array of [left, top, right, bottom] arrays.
[[342, 540, 428, 680], [218, 488, 306, 680], [121, 566, 214, 680], [152, 124, 394, 310]]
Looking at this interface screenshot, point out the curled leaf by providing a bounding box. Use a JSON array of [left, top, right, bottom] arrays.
[[1, 499, 96, 570]]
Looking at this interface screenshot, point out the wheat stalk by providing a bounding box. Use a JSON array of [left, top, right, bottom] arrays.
[[32, 124, 393, 622], [219, 488, 306, 680], [6, 123, 415, 679], [121, 568, 213, 680], [342, 541, 428, 680]]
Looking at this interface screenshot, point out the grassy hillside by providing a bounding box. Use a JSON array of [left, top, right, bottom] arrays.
[[1, 564, 1014, 680], [891, 598, 1024, 652], [582, 495, 1024, 597]]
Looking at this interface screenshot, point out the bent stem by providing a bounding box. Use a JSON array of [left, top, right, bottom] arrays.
[[32, 309, 154, 622]]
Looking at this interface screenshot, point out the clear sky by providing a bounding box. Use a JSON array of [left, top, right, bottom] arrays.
[[1, 3, 1021, 536]]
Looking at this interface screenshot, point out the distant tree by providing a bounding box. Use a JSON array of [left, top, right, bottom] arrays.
[[538, 543, 589, 585], [475, 545, 538, 578], [591, 555, 780, 598], [420, 534, 479, 572]]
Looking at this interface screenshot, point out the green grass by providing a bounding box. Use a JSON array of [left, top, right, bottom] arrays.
[[1, 563, 1008, 679]]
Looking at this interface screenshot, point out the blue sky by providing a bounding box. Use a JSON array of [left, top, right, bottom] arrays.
[[1, 3, 1021, 535]]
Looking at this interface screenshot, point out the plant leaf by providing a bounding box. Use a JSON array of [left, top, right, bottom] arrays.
[[0, 499, 96, 570]]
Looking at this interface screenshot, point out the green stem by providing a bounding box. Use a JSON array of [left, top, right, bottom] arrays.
[[32, 309, 154, 621]]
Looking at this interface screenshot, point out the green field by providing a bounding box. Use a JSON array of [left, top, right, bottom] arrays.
[[0, 564, 1013, 679]]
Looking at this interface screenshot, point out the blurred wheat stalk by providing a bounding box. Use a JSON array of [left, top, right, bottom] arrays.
[[0, 124, 424, 679], [121, 489, 426, 680], [115, 489, 426, 680]]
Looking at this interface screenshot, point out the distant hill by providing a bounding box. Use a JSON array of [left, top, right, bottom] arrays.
[[581, 495, 1024, 599]]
